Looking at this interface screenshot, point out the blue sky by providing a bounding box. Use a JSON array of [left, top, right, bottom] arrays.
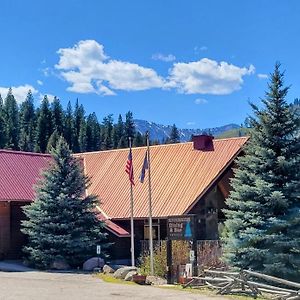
[[0, 1, 299, 129]]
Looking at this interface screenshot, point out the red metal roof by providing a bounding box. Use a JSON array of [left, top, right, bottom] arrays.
[[0, 150, 51, 202], [76, 137, 248, 219]]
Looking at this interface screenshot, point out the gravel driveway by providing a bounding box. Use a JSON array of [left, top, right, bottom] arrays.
[[0, 271, 224, 300]]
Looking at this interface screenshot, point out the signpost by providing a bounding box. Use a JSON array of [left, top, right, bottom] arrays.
[[167, 215, 198, 283], [96, 245, 101, 269]]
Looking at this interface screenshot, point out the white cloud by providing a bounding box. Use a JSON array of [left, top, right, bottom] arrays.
[[167, 58, 255, 95], [37, 80, 43, 86], [152, 53, 176, 62], [0, 85, 38, 104], [195, 98, 208, 104], [187, 121, 196, 126], [56, 40, 164, 95], [257, 73, 268, 79], [39, 93, 56, 103], [55, 40, 255, 97]]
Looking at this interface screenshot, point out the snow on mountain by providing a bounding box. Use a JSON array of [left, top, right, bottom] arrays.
[[134, 119, 240, 142]]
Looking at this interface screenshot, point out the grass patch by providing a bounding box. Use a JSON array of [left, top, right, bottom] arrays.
[[95, 273, 137, 285]]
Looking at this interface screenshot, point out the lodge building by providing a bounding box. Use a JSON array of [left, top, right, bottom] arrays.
[[0, 135, 248, 261]]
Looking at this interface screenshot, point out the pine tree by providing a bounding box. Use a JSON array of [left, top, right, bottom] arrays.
[[22, 137, 108, 268], [102, 114, 114, 150], [223, 63, 300, 281], [3, 88, 19, 150], [19, 90, 36, 152], [124, 111, 135, 146], [113, 114, 125, 148], [78, 119, 87, 152], [73, 100, 85, 153], [35, 96, 53, 153], [51, 97, 64, 135], [133, 132, 145, 147], [46, 130, 60, 153], [0, 94, 6, 148], [86, 113, 101, 151], [167, 124, 180, 143], [64, 101, 75, 150]]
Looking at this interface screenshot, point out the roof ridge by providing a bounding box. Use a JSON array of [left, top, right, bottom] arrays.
[[74, 136, 250, 156], [0, 149, 51, 157]]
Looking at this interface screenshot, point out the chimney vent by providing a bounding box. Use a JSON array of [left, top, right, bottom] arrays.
[[192, 134, 214, 151]]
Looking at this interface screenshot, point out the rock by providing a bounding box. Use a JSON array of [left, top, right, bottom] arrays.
[[50, 258, 71, 270], [103, 264, 115, 274], [113, 266, 138, 279], [83, 257, 105, 271], [124, 270, 138, 281], [146, 275, 167, 285]]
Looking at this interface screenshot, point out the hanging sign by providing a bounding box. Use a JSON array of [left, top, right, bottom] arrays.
[[167, 215, 196, 240]]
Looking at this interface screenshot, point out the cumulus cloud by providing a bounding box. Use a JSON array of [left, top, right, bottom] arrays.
[[195, 98, 208, 104], [257, 73, 268, 79], [167, 58, 255, 95], [0, 85, 38, 104], [55, 40, 255, 97], [152, 53, 176, 62], [56, 40, 165, 95], [39, 93, 56, 103]]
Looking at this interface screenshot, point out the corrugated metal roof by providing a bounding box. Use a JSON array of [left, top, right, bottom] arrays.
[[76, 137, 248, 219], [0, 150, 51, 201]]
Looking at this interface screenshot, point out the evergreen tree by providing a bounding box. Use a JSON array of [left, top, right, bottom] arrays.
[[64, 101, 75, 150], [35, 96, 53, 153], [223, 63, 300, 281], [113, 114, 125, 148], [73, 100, 85, 152], [0, 94, 6, 148], [19, 90, 36, 152], [22, 137, 108, 268], [51, 97, 64, 135], [133, 132, 145, 147], [3, 88, 19, 150], [78, 119, 87, 152], [46, 130, 60, 153], [124, 111, 135, 146], [102, 114, 114, 150], [167, 124, 180, 143], [86, 113, 101, 151]]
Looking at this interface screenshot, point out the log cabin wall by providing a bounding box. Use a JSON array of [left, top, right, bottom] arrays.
[[0, 202, 10, 259]]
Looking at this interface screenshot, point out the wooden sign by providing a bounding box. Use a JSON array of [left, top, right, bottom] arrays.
[[167, 215, 196, 240]]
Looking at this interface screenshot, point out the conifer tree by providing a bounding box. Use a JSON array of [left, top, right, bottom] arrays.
[[113, 114, 125, 148], [51, 97, 64, 135], [133, 132, 145, 147], [223, 63, 300, 281], [64, 101, 75, 150], [86, 113, 101, 151], [22, 137, 108, 268], [46, 130, 60, 153], [78, 119, 87, 152], [35, 96, 53, 153], [0, 94, 6, 148], [73, 100, 85, 152], [102, 114, 114, 150], [167, 124, 180, 143], [19, 90, 36, 152], [4, 88, 19, 150], [124, 111, 135, 146]]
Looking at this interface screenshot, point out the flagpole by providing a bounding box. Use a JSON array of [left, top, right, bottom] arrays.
[[146, 132, 154, 275], [129, 137, 135, 267]]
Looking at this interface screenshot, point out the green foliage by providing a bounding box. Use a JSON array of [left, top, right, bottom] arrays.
[[166, 124, 180, 143], [4, 88, 19, 150], [21, 137, 109, 269], [217, 127, 251, 139], [124, 111, 136, 145], [223, 63, 300, 281]]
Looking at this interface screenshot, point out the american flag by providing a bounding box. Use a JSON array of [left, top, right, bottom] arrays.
[[125, 148, 134, 186]]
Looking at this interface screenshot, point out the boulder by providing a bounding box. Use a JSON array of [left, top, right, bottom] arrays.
[[146, 275, 167, 285], [50, 258, 71, 270], [83, 257, 105, 271], [113, 266, 138, 279], [124, 270, 138, 281], [103, 264, 115, 274]]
